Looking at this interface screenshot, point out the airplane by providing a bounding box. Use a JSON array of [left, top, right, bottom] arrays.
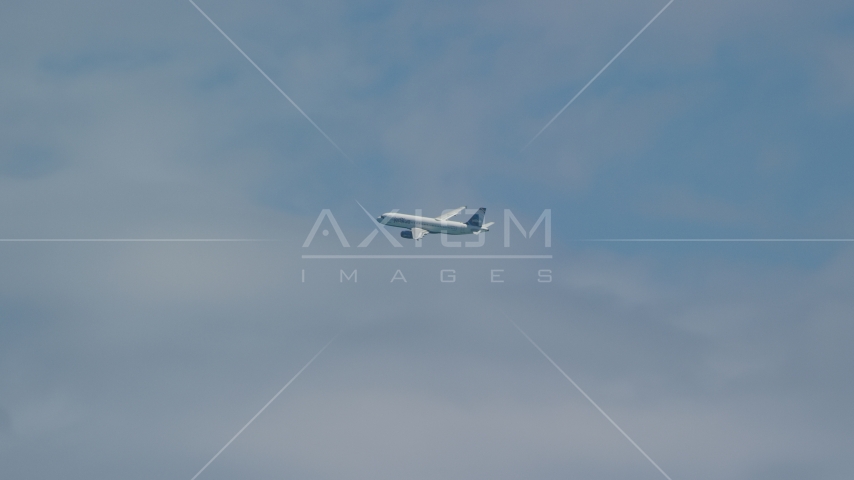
[[376, 206, 494, 241]]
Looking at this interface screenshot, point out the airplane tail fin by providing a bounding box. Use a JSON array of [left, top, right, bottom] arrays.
[[465, 208, 486, 227]]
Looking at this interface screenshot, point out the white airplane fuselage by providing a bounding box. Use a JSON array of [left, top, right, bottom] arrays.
[[377, 207, 492, 240], [379, 213, 480, 235]]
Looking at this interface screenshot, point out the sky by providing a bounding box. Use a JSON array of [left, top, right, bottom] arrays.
[[1, 0, 854, 479]]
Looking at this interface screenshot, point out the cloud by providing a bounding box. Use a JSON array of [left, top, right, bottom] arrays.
[[1, 0, 853, 478]]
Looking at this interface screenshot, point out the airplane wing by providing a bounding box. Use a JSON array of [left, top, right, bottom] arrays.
[[435, 206, 466, 221], [411, 227, 429, 241]]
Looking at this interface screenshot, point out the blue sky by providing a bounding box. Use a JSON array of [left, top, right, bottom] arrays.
[[2, 1, 854, 479]]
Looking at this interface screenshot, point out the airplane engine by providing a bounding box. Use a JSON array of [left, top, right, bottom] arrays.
[[400, 230, 413, 239]]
